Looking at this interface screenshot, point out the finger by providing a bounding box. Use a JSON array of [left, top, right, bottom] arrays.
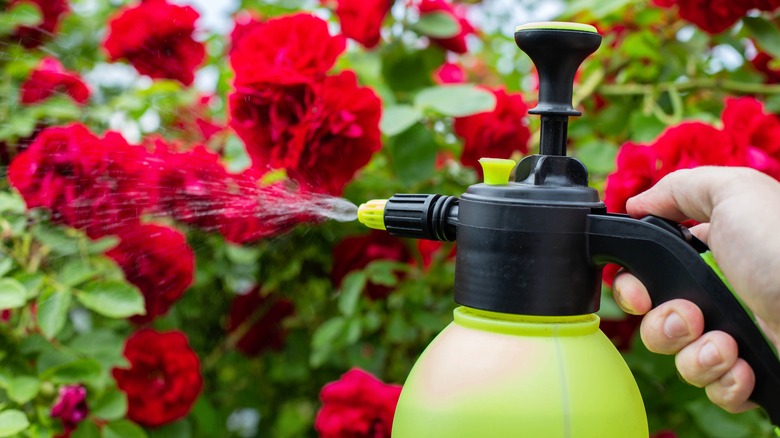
[[613, 271, 651, 315], [704, 359, 757, 414], [625, 167, 766, 223], [675, 330, 738, 387], [688, 223, 709, 244], [640, 299, 704, 354]]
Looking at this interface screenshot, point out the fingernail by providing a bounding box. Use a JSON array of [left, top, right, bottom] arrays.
[[663, 312, 688, 338], [699, 342, 721, 367], [612, 282, 638, 314], [721, 369, 737, 388]]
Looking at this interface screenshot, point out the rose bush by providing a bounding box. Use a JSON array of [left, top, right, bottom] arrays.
[[0, 0, 778, 437]]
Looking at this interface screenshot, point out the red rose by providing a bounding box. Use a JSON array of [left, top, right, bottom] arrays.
[[752, 52, 780, 84], [752, 0, 780, 9], [112, 329, 203, 428], [332, 231, 412, 300], [231, 13, 346, 87], [433, 62, 466, 84], [605, 122, 742, 213], [9, 0, 69, 48], [107, 224, 194, 324], [231, 71, 382, 196], [8, 124, 154, 238], [315, 368, 402, 438], [226, 288, 295, 356], [51, 385, 88, 435], [722, 97, 780, 179], [454, 87, 530, 171], [103, 0, 205, 85], [652, 432, 678, 438], [652, 0, 779, 34], [20, 57, 90, 105], [153, 140, 232, 230], [417, 0, 476, 54], [229, 11, 264, 53], [604, 143, 657, 214], [323, 0, 393, 49]]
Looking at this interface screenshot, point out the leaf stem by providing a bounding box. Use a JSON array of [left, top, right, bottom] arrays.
[[598, 79, 780, 96]]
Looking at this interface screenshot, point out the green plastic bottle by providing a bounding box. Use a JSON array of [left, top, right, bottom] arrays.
[[392, 307, 647, 437]]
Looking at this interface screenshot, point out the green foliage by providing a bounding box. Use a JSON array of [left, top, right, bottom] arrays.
[[412, 11, 462, 38], [0, 409, 30, 437]]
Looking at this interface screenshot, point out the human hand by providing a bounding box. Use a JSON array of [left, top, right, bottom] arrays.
[[612, 167, 780, 413]]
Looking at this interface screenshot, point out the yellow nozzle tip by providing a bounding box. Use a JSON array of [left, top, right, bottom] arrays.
[[358, 199, 387, 230], [479, 158, 516, 185]]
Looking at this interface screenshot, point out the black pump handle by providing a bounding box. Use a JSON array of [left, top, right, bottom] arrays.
[[588, 213, 780, 425]]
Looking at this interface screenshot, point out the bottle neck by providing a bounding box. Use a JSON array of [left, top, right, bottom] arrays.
[[453, 306, 599, 337]]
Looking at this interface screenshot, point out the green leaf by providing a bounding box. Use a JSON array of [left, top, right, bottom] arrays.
[[0, 258, 13, 278], [0, 409, 30, 437], [41, 359, 101, 384], [381, 46, 444, 93], [7, 376, 40, 404], [91, 389, 127, 421], [365, 261, 402, 286], [225, 244, 261, 265], [381, 105, 423, 136], [628, 112, 666, 143], [23, 423, 57, 438], [338, 272, 366, 317], [103, 420, 148, 438], [573, 141, 618, 175], [743, 16, 780, 59], [311, 317, 347, 366], [86, 236, 119, 255], [7, 3, 43, 26], [58, 260, 98, 287], [312, 318, 346, 349], [413, 11, 461, 38], [191, 397, 219, 437], [75, 281, 145, 319], [71, 421, 100, 438], [619, 31, 662, 61], [414, 85, 496, 117], [147, 420, 191, 438], [37, 288, 72, 339], [590, 0, 633, 19], [14, 272, 44, 299], [32, 225, 80, 256], [388, 123, 438, 185], [686, 398, 760, 438], [69, 330, 127, 369], [0, 192, 26, 215], [0, 278, 27, 310], [0, 3, 42, 35]]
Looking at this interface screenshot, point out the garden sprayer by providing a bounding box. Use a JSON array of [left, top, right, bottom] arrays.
[[356, 22, 780, 437]]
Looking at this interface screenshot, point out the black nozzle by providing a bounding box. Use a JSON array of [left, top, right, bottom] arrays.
[[515, 23, 602, 156], [384, 194, 458, 242]]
